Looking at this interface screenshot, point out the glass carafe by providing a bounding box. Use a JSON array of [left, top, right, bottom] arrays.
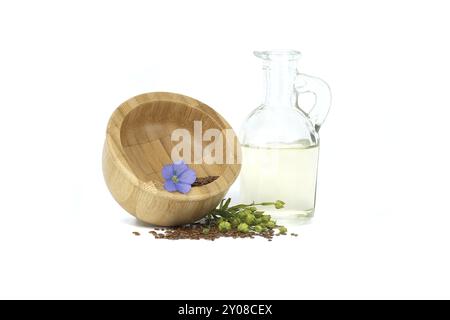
[[240, 50, 331, 218]]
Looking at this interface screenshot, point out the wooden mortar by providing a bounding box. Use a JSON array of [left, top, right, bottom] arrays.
[[103, 92, 241, 226]]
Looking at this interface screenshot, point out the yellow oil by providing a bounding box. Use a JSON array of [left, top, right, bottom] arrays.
[[240, 144, 319, 218]]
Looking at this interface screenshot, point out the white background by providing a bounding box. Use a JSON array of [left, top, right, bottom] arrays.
[[1, 0, 449, 300]]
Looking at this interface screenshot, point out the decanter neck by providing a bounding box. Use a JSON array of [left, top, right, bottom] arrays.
[[259, 53, 299, 109]]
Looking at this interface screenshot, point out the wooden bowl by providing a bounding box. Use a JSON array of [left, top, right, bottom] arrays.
[[103, 92, 241, 226]]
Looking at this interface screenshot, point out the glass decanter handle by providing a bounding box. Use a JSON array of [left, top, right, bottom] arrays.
[[295, 72, 331, 132]]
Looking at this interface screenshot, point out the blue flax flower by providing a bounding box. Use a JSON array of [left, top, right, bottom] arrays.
[[162, 161, 196, 194]]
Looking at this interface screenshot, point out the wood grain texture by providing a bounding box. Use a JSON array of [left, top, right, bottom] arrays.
[[103, 92, 241, 226]]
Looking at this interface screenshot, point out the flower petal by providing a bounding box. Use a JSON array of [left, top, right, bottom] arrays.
[[164, 180, 177, 192], [178, 168, 197, 185], [173, 160, 188, 176], [162, 164, 175, 180], [175, 182, 192, 194]]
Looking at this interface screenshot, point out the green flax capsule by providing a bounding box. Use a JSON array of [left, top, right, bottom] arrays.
[[238, 223, 249, 233]]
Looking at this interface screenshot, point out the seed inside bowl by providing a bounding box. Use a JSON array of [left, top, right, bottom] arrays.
[[192, 176, 219, 187]]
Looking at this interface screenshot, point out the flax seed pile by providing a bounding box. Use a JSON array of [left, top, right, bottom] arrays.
[[148, 223, 277, 241], [134, 224, 298, 241]]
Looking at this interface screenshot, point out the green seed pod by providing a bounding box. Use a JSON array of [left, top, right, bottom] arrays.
[[230, 218, 240, 228], [219, 221, 231, 232], [254, 211, 264, 217], [262, 215, 271, 223], [238, 211, 247, 219], [279, 226, 288, 234], [275, 200, 285, 209], [238, 223, 249, 233], [254, 225, 263, 233], [266, 221, 276, 229], [255, 218, 262, 225], [245, 214, 256, 225]]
